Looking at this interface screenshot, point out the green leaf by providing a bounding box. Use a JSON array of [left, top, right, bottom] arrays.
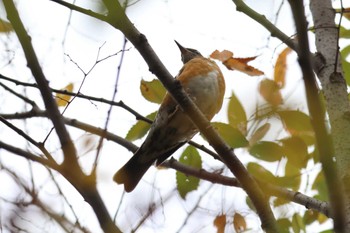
[[249, 123, 271, 145], [281, 136, 309, 169], [247, 162, 276, 184], [227, 92, 247, 135], [340, 45, 350, 85], [245, 196, 256, 212], [283, 161, 301, 190], [125, 111, 157, 141], [211, 122, 249, 148], [317, 212, 328, 224], [318, 230, 333, 233], [292, 213, 305, 233], [176, 146, 202, 199], [277, 110, 315, 145], [303, 210, 319, 225], [276, 218, 292, 233], [340, 25, 350, 39], [249, 141, 283, 162], [140, 79, 166, 104], [273, 197, 290, 207], [312, 171, 329, 201]]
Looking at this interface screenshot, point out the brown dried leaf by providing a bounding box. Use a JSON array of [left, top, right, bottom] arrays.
[[233, 213, 247, 232], [210, 50, 233, 62], [210, 50, 263, 76], [214, 214, 226, 233], [223, 57, 264, 76]]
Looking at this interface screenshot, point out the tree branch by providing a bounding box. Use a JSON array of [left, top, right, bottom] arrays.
[[3, 2, 123, 232], [3, 0, 77, 168], [0, 115, 56, 162], [99, 1, 279, 231], [0, 141, 60, 170], [289, 0, 346, 231], [231, 0, 297, 51], [49, 0, 108, 22], [163, 158, 331, 218]]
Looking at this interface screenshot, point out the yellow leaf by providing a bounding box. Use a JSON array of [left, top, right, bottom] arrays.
[[317, 213, 328, 224], [140, 79, 166, 104], [0, 19, 13, 33], [258, 79, 283, 105], [56, 83, 74, 107], [274, 47, 292, 88], [233, 213, 247, 232]]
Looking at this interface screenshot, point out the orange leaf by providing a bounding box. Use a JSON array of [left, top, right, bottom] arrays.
[[259, 79, 283, 105], [213, 214, 226, 233], [234, 56, 257, 63], [224, 57, 264, 76], [274, 47, 292, 88], [210, 50, 233, 62], [233, 213, 247, 232], [210, 50, 264, 76]]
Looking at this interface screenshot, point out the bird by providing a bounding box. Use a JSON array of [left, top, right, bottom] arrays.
[[113, 41, 225, 192]]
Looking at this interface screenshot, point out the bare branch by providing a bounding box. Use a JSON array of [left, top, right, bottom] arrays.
[[3, 0, 77, 167], [92, 38, 128, 176], [0, 141, 59, 170], [0, 116, 56, 162], [49, 0, 108, 22]]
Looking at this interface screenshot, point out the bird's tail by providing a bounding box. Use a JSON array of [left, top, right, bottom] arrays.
[[113, 151, 153, 192]]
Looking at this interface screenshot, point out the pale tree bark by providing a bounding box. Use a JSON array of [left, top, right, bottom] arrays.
[[310, 0, 350, 231]]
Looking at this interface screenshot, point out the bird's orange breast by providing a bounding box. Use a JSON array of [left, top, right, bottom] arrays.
[[176, 57, 225, 117]]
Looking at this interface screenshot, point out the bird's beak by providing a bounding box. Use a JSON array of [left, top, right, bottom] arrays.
[[174, 40, 187, 54]]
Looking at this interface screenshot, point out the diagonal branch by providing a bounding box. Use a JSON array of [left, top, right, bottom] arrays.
[[3, 0, 77, 167], [3, 2, 122, 232], [101, 0, 279, 231], [288, 0, 345, 231], [0, 115, 56, 162], [231, 0, 297, 51], [0, 141, 60, 170], [42, 0, 280, 231]]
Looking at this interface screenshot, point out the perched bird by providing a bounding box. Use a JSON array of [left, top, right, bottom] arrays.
[[114, 41, 225, 192]]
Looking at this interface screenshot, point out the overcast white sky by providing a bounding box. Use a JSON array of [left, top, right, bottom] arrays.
[[2, 0, 348, 232]]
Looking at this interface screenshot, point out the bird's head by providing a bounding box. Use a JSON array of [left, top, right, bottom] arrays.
[[175, 41, 202, 64]]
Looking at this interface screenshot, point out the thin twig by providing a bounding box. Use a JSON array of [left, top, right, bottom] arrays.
[[4, 0, 77, 166], [0, 115, 56, 162], [92, 38, 128, 176]]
